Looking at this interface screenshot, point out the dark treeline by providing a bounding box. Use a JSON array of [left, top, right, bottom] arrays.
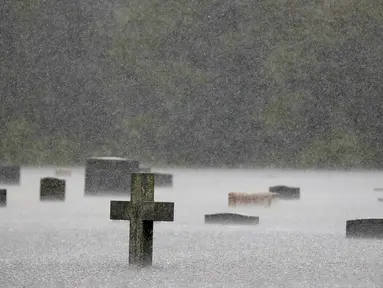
[[1, 0, 382, 168]]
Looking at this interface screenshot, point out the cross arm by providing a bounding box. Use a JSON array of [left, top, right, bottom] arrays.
[[110, 200, 130, 220], [110, 200, 174, 221]]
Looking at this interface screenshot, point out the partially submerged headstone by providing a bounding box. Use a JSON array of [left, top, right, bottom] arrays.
[[228, 192, 277, 207], [55, 168, 72, 177], [40, 177, 65, 201], [346, 219, 383, 238], [153, 173, 173, 187], [205, 213, 259, 225], [269, 185, 300, 199], [110, 173, 174, 267], [378, 198, 383, 202], [0, 189, 6, 207], [139, 167, 151, 173], [0, 165, 20, 184], [85, 157, 140, 194]]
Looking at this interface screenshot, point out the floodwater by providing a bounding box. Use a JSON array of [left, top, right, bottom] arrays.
[[1, 167, 383, 287]]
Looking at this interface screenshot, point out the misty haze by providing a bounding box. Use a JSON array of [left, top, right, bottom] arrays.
[[1, 0, 383, 287]]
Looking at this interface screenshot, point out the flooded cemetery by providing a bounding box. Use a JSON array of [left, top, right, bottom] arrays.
[[3, 0, 383, 287], [1, 161, 383, 287]]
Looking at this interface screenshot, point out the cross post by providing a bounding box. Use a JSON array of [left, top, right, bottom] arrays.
[[110, 173, 174, 267]]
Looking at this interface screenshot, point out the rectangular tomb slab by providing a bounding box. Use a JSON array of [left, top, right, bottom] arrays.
[[205, 213, 259, 225], [346, 219, 383, 238], [269, 185, 300, 199], [40, 177, 66, 201], [84, 157, 140, 194]]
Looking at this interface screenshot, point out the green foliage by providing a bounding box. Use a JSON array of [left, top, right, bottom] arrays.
[[0, 119, 82, 165], [1, 0, 382, 168], [300, 130, 363, 169], [1, 119, 44, 164]]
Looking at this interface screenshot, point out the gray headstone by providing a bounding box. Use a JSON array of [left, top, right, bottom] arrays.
[[153, 173, 173, 187], [40, 177, 65, 201], [205, 213, 259, 225], [269, 185, 300, 199], [139, 167, 151, 173], [110, 173, 174, 267], [346, 219, 383, 238], [0, 189, 6, 207], [0, 165, 20, 184], [85, 157, 140, 194]]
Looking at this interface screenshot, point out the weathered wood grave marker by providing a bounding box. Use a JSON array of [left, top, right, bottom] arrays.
[[110, 173, 174, 267]]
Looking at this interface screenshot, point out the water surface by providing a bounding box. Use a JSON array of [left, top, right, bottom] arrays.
[[1, 167, 382, 287]]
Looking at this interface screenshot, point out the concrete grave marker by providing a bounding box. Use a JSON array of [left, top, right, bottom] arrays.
[[205, 213, 259, 225], [139, 167, 151, 173], [269, 185, 300, 199], [85, 157, 140, 194], [110, 173, 174, 267], [0, 189, 6, 206], [40, 177, 65, 201], [346, 219, 383, 238], [153, 173, 173, 187]]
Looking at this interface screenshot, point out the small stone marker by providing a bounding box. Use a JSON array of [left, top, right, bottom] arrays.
[[153, 173, 173, 187], [55, 168, 72, 177], [346, 219, 383, 238], [269, 185, 300, 199], [40, 177, 66, 201], [0, 165, 20, 184], [85, 157, 140, 194], [139, 167, 151, 173], [205, 213, 259, 225], [110, 173, 174, 267], [0, 189, 6, 206]]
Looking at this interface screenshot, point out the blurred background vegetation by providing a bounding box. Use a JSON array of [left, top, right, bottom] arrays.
[[1, 0, 382, 168]]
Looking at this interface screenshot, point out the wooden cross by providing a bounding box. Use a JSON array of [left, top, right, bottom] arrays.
[[110, 173, 174, 267]]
